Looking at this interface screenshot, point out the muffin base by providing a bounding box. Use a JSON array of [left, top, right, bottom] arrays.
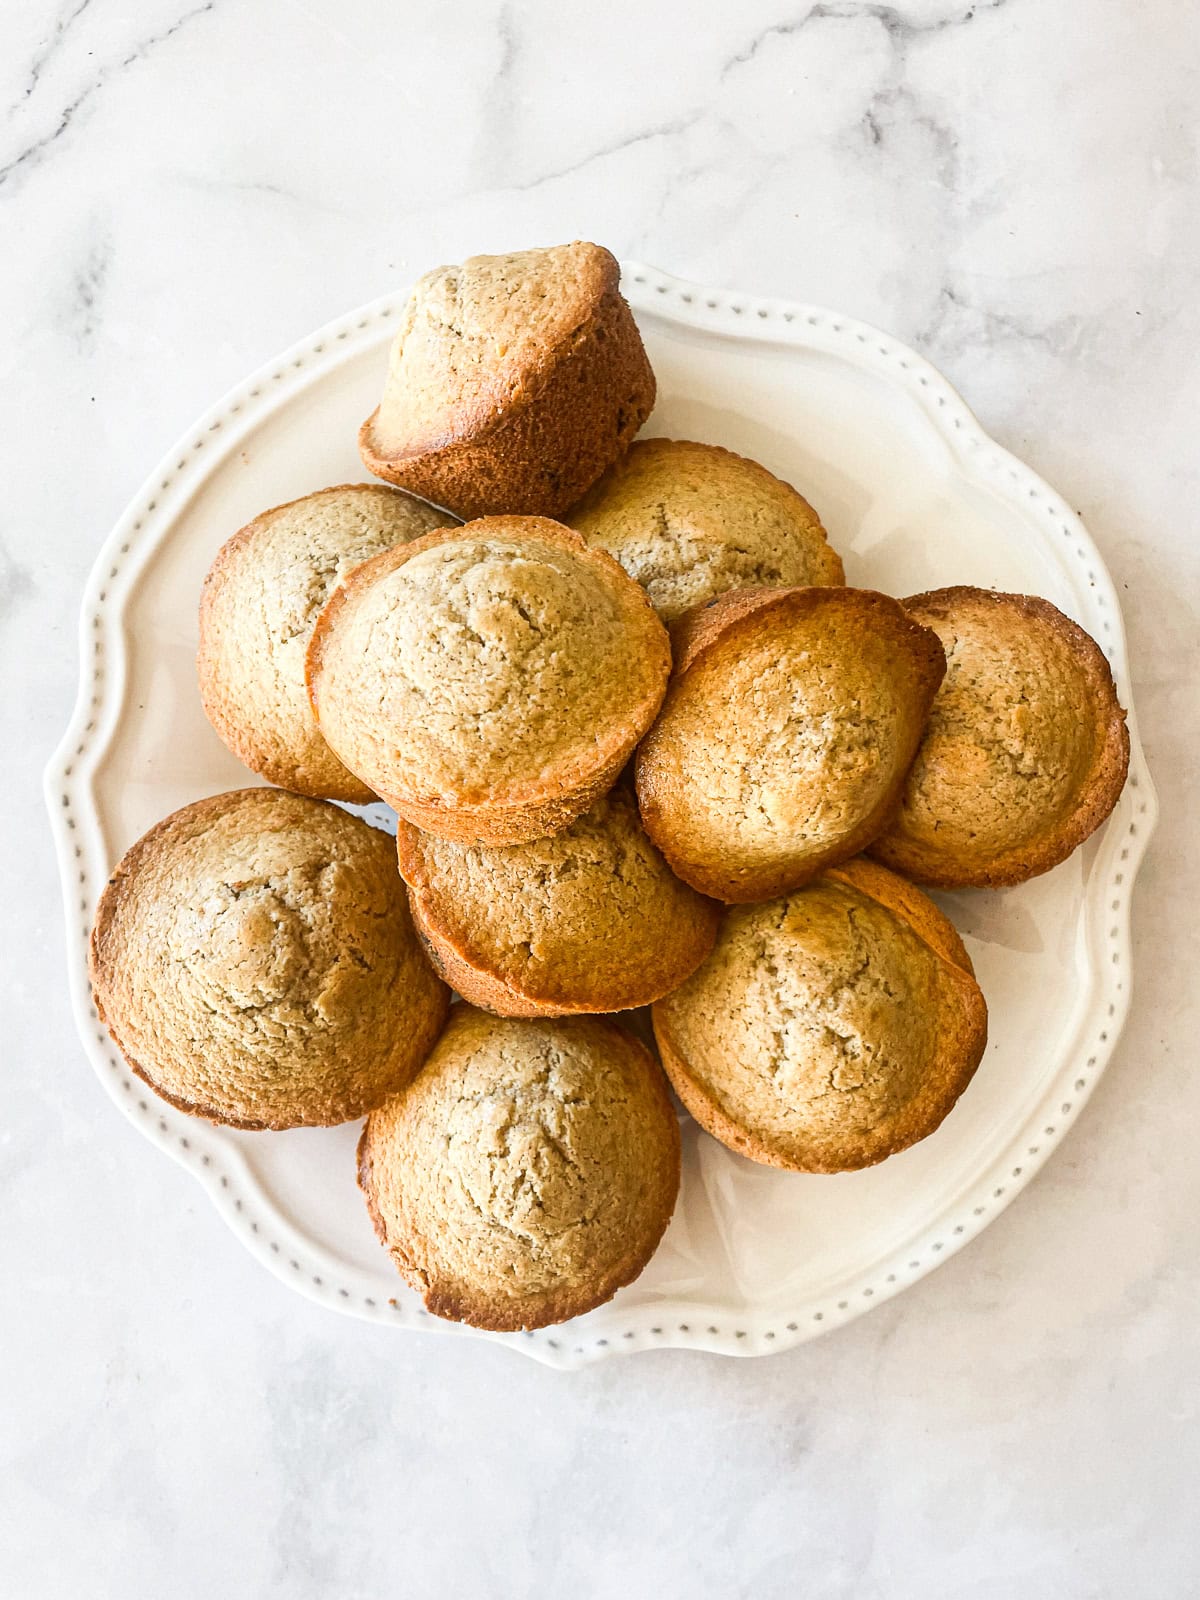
[[359, 287, 655, 520]]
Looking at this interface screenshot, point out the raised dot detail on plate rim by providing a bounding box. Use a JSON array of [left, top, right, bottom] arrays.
[[59, 278, 1150, 1360]]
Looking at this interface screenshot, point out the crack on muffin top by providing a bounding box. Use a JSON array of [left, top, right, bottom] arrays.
[[90, 791, 448, 1127], [651, 620, 910, 847], [399, 786, 719, 1008], [312, 529, 668, 805], [198, 485, 454, 796], [374, 243, 617, 456], [890, 601, 1107, 857], [635, 588, 946, 900], [362, 1011, 679, 1317], [175, 857, 381, 1032], [568, 439, 844, 622], [657, 878, 964, 1165]]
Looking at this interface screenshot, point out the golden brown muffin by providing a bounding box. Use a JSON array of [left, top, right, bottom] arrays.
[[307, 518, 671, 846], [358, 1007, 681, 1330], [870, 587, 1130, 887], [653, 857, 988, 1172], [396, 785, 720, 1017], [88, 789, 450, 1129], [635, 587, 946, 903], [567, 438, 844, 624], [197, 484, 455, 802], [359, 243, 655, 519]]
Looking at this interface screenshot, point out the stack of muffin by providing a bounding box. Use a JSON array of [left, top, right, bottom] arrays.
[[90, 243, 1130, 1332]]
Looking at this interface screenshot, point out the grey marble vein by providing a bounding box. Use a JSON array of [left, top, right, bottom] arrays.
[[504, 112, 707, 195], [858, 80, 959, 188], [3, 1, 1198, 1594], [0, 531, 34, 626], [20, 0, 95, 101], [472, 0, 519, 187], [66, 235, 109, 351], [0, 0, 216, 191], [811, 0, 1012, 38], [723, 0, 1012, 79]]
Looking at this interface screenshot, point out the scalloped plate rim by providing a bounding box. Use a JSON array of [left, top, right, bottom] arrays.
[[44, 262, 1158, 1368]]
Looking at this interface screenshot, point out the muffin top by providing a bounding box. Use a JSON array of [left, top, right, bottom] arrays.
[[89, 789, 448, 1129], [371, 243, 621, 459], [198, 484, 455, 802], [307, 517, 670, 819], [870, 588, 1129, 886], [635, 586, 946, 902], [568, 438, 844, 623], [396, 785, 720, 1015], [358, 1007, 681, 1330], [653, 857, 987, 1172]]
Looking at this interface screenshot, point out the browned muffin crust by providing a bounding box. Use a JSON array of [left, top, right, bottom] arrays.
[[652, 856, 988, 1173], [358, 243, 655, 519], [197, 483, 455, 802], [307, 518, 671, 845], [89, 789, 449, 1129], [635, 586, 946, 903], [358, 1007, 681, 1330], [566, 437, 845, 624], [870, 587, 1130, 887], [396, 786, 720, 1016]]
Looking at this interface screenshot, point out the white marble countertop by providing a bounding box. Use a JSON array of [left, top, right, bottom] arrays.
[[4, 1, 1197, 1594]]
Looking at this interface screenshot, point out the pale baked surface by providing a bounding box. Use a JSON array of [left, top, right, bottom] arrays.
[[371, 244, 616, 456], [198, 484, 455, 801], [308, 518, 671, 844], [635, 587, 946, 902], [358, 1007, 681, 1330], [396, 785, 720, 1016], [359, 243, 655, 518], [567, 438, 845, 623], [89, 789, 450, 1129], [870, 587, 1130, 887], [653, 856, 987, 1172]]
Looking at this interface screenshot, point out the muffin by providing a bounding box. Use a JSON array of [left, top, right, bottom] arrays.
[[358, 243, 655, 519], [88, 789, 450, 1129], [358, 1007, 681, 1330], [635, 587, 946, 903], [307, 518, 671, 845], [653, 857, 988, 1172], [396, 785, 720, 1016], [870, 588, 1130, 887], [567, 438, 844, 624], [197, 483, 455, 801]]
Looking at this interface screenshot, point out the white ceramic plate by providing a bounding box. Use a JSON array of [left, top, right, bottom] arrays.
[[46, 265, 1156, 1368]]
